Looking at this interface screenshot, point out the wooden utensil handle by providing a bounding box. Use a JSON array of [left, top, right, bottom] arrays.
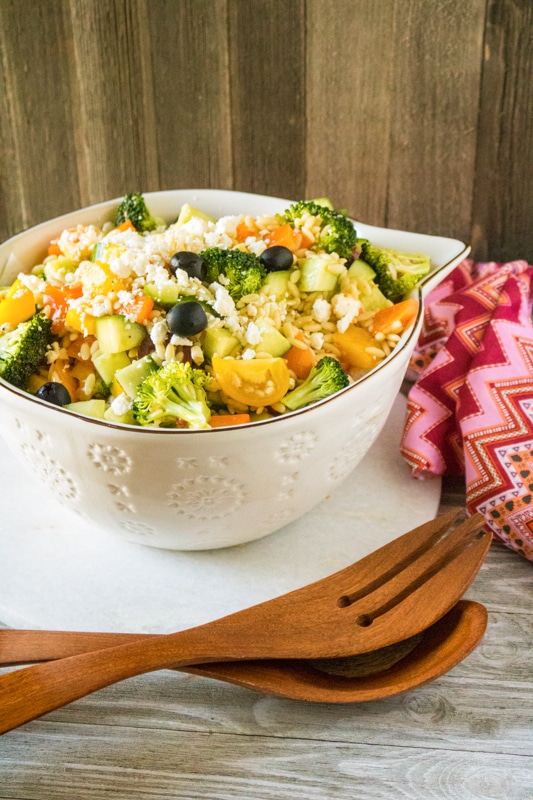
[[0, 629, 152, 665], [0, 619, 253, 735]]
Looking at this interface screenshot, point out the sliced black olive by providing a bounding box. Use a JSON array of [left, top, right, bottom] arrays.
[[36, 381, 71, 407], [169, 251, 208, 282], [167, 301, 208, 336], [260, 245, 294, 272]]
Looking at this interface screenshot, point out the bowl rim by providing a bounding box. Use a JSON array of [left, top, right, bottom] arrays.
[[0, 189, 469, 433]]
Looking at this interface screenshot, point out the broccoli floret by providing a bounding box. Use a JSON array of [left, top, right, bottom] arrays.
[[283, 356, 349, 411], [359, 241, 431, 303], [200, 247, 266, 301], [132, 360, 211, 429], [114, 192, 158, 233], [281, 200, 357, 260], [0, 313, 53, 389]]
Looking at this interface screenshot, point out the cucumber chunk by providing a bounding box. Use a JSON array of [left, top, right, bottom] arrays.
[[115, 355, 158, 399], [348, 259, 391, 312], [347, 259, 376, 281], [203, 327, 240, 360], [95, 315, 147, 354], [92, 350, 132, 385], [298, 255, 339, 292], [65, 399, 107, 419], [175, 204, 215, 226], [104, 405, 136, 425], [264, 270, 291, 301], [254, 319, 291, 357]]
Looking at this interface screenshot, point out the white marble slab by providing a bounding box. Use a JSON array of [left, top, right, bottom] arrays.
[[0, 395, 441, 633]]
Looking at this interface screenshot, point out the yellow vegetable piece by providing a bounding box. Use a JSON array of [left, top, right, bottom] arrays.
[[212, 356, 290, 408], [333, 326, 381, 370], [110, 379, 126, 398], [65, 305, 97, 336], [0, 278, 36, 327], [27, 372, 49, 394]]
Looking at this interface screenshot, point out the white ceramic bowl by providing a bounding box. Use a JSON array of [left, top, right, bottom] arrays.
[[0, 190, 469, 550]]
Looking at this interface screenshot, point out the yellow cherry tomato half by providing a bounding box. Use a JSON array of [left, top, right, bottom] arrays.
[[212, 356, 290, 408]]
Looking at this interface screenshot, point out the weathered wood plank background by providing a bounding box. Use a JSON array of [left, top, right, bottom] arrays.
[[0, 0, 531, 260]]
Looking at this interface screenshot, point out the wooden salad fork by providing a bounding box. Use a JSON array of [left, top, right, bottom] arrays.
[[0, 510, 491, 734]]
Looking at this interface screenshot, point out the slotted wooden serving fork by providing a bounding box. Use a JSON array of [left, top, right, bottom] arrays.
[[0, 510, 491, 734]]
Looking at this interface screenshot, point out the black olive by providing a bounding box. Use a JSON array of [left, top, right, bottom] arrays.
[[169, 251, 208, 282], [167, 301, 208, 336], [36, 381, 72, 407], [260, 245, 294, 272]]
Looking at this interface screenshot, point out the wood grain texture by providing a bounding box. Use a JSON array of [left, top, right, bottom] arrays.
[[67, 0, 159, 203], [228, 0, 306, 198], [1, 724, 532, 799], [0, 0, 81, 232], [148, 0, 233, 192], [0, 0, 531, 261], [470, 0, 533, 262], [385, 0, 486, 243], [0, 479, 531, 796], [305, 0, 397, 225]]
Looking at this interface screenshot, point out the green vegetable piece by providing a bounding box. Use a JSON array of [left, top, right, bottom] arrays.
[[348, 259, 391, 312], [104, 405, 136, 426], [263, 270, 291, 301], [65, 399, 107, 419], [202, 327, 240, 361], [359, 240, 431, 303], [0, 312, 53, 389], [283, 356, 349, 411], [114, 192, 158, 233], [298, 255, 339, 293], [200, 247, 266, 302], [115, 355, 158, 399], [95, 315, 147, 354], [133, 360, 211, 429], [175, 204, 215, 226], [92, 350, 132, 386], [281, 200, 357, 259], [254, 319, 291, 357]]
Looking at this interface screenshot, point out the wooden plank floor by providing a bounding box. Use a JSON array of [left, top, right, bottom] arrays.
[[1, 482, 532, 800]]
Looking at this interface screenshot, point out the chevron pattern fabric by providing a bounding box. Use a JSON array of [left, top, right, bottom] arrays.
[[401, 259, 533, 561]]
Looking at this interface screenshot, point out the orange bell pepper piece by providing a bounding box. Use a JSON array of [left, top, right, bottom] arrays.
[[266, 224, 303, 253], [116, 293, 154, 324], [116, 220, 136, 232], [209, 414, 251, 428], [333, 326, 381, 370], [372, 298, 419, 334], [235, 221, 258, 242], [283, 335, 315, 379], [42, 284, 69, 333]]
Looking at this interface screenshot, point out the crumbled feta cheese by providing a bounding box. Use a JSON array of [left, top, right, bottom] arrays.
[[170, 334, 193, 346], [111, 393, 133, 416], [58, 225, 101, 261], [17, 273, 44, 296], [241, 348, 256, 360], [211, 283, 235, 316], [150, 319, 169, 349], [244, 321, 262, 346], [312, 298, 331, 323], [89, 296, 114, 317], [309, 332, 325, 350], [215, 216, 240, 237], [204, 231, 234, 249], [331, 292, 363, 333]]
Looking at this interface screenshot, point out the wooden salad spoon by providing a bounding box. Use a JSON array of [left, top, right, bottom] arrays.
[[0, 510, 491, 733], [0, 599, 488, 703]]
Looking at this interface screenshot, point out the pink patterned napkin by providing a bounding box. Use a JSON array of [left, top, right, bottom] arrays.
[[401, 259, 533, 561]]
